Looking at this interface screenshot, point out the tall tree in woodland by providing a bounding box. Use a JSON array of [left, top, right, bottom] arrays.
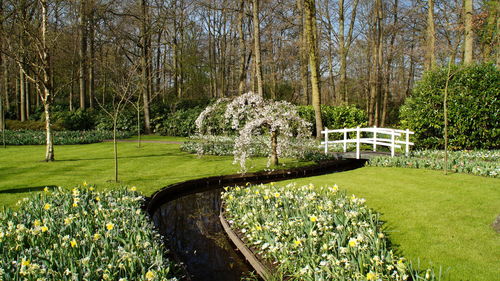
[[304, 0, 323, 139], [79, 0, 87, 109], [464, 0, 474, 64], [40, 0, 54, 161], [426, 0, 436, 70], [368, 0, 383, 126], [252, 0, 263, 97], [338, 0, 359, 104], [381, 0, 398, 126], [297, 0, 309, 105], [237, 0, 247, 95], [140, 0, 152, 133], [88, 0, 96, 108]]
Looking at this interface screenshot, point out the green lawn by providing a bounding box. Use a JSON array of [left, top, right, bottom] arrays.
[[282, 167, 500, 281], [0, 136, 307, 207], [1, 138, 498, 280]]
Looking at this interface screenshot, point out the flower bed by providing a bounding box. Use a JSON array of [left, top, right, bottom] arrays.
[[367, 150, 499, 178], [0, 185, 180, 280], [2, 130, 133, 145], [222, 183, 436, 280]]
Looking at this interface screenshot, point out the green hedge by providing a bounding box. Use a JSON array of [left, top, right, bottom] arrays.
[[400, 63, 499, 150], [155, 106, 204, 137], [298, 105, 368, 136], [3, 130, 133, 145], [0, 186, 180, 280], [6, 120, 64, 131]]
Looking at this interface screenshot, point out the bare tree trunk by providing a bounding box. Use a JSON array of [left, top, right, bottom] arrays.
[[237, 0, 246, 95], [297, 0, 309, 104], [305, 0, 323, 139], [79, 0, 87, 109], [140, 0, 151, 133], [113, 118, 118, 182], [463, 0, 473, 64], [88, 3, 95, 108], [19, 65, 26, 121], [425, 0, 436, 70], [270, 130, 278, 166], [41, 0, 54, 161], [381, 0, 398, 127], [252, 0, 263, 96], [338, 0, 359, 104]]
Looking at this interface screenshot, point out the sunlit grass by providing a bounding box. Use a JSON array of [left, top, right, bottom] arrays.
[[0, 136, 309, 207], [282, 167, 500, 281]]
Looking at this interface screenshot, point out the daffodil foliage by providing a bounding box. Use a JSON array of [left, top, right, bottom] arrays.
[[222, 183, 437, 280], [196, 92, 311, 172], [0, 185, 180, 281]]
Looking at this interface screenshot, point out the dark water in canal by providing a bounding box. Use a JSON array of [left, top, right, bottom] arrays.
[[152, 188, 254, 281]]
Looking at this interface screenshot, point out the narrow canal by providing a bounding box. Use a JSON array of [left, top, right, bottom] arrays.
[[149, 159, 366, 280]]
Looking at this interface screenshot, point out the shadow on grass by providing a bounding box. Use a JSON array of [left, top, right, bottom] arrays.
[[0, 185, 57, 194]]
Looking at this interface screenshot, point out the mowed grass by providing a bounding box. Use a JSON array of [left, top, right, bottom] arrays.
[[281, 167, 500, 281], [0, 136, 308, 207]]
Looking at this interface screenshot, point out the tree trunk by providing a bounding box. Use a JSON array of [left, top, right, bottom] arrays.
[[41, 0, 54, 161], [237, 0, 246, 95], [252, 0, 263, 97], [140, 0, 151, 133], [381, 0, 398, 127], [463, 0, 473, 64], [79, 0, 87, 109], [19, 66, 25, 121], [368, 0, 383, 126], [338, 0, 346, 103], [425, 0, 436, 70], [270, 130, 278, 166], [296, 0, 309, 104], [88, 4, 95, 108], [304, 0, 323, 139], [113, 119, 118, 182]]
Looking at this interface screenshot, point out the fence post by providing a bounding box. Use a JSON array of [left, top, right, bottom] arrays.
[[405, 129, 410, 156], [391, 129, 395, 157], [356, 127, 360, 159], [373, 125, 377, 152], [343, 129, 347, 152], [324, 127, 328, 154]]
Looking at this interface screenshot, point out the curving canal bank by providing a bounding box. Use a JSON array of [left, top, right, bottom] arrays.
[[147, 159, 366, 281]]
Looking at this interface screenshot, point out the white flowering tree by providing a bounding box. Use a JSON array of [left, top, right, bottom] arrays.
[[226, 92, 311, 171]]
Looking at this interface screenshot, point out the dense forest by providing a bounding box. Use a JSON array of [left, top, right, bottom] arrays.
[[0, 0, 498, 132]]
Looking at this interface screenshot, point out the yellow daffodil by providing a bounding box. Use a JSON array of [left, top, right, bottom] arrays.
[[333, 184, 339, 192], [43, 187, 49, 192], [145, 270, 155, 280], [348, 238, 358, 247], [95, 196, 100, 201], [72, 202, 78, 207], [89, 186, 94, 191], [83, 181, 88, 187], [293, 240, 302, 246], [64, 218, 72, 225], [33, 219, 41, 227], [263, 195, 269, 200], [366, 272, 377, 280], [130, 186, 137, 192], [43, 203, 51, 210], [106, 223, 114, 231], [255, 225, 262, 231], [41, 226, 48, 232], [70, 239, 77, 248], [274, 192, 280, 198], [93, 233, 101, 240], [21, 259, 30, 267], [309, 216, 318, 222]]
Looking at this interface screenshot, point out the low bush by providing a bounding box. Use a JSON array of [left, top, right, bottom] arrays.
[[95, 109, 139, 132], [51, 109, 96, 131], [156, 106, 204, 137], [298, 105, 368, 136], [0, 185, 180, 280], [3, 130, 133, 145], [367, 150, 499, 178], [222, 183, 436, 280], [6, 120, 64, 131], [399, 63, 499, 150]]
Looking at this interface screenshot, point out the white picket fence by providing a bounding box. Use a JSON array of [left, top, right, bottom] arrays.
[[321, 126, 414, 159]]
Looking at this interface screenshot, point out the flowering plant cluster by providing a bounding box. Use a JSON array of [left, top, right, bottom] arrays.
[[0, 185, 180, 280], [194, 92, 313, 172], [222, 183, 437, 280], [368, 150, 499, 178]]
